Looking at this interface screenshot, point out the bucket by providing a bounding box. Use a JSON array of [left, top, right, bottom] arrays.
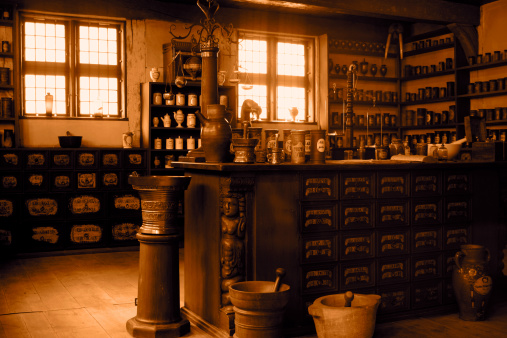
[[308, 292, 381, 338], [229, 281, 290, 338]]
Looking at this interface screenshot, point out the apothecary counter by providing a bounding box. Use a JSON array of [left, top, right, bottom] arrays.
[[171, 160, 506, 337]]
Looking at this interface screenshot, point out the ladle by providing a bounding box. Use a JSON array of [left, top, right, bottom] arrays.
[[273, 268, 286, 292]]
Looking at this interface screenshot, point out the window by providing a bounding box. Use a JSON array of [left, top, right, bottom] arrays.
[[20, 13, 125, 118], [236, 32, 314, 122]]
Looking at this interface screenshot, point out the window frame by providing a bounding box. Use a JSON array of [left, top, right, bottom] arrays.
[[237, 30, 315, 123], [19, 11, 126, 119]]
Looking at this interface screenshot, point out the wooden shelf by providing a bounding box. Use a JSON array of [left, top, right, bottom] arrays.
[[404, 42, 455, 57], [457, 59, 507, 72], [400, 123, 461, 131], [401, 69, 455, 81], [329, 74, 397, 82], [401, 97, 456, 106], [330, 99, 398, 107], [458, 89, 507, 100]]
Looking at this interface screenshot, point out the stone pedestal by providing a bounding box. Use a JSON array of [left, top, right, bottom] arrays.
[[127, 175, 191, 338]]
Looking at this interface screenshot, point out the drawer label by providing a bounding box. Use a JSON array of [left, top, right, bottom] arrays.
[[112, 222, 139, 240], [344, 266, 371, 286], [114, 195, 140, 210], [303, 208, 333, 228], [415, 230, 439, 249], [446, 228, 468, 246], [69, 195, 100, 214], [305, 177, 332, 197], [0, 229, 12, 245], [78, 153, 95, 166], [54, 175, 70, 188], [2, 176, 17, 188], [447, 201, 468, 221], [415, 175, 437, 193], [414, 203, 438, 222], [304, 239, 333, 259], [70, 224, 102, 243], [305, 269, 333, 289], [103, 173, 119, 186], [27, 154, 45, 166], [0, 200, 13, 217], [32, 226, 59, 244], [414, 259, 438, 278], [344, 236, 371, 257], [28, 174, 44, 186], [26, 198, 58, 216], [379, 205, 405, 224], [379, 290, 407, 312], [447, 174, 469, 193], [380, 262, 405, 281], [103, 154, 118, 166], [128, 154, 142, 165], [78, 173, 96, 189], [343, 176, 371, 197], [3, 153, 18, 165], [414, 285, 440, 305], [380, 233, 406, 254], [53, 154, 70, 166], [379, 176, 405, 196]]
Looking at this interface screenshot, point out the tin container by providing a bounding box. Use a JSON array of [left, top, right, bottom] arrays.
[[309, 130, 326, 164], [291, 130, 306, 164]]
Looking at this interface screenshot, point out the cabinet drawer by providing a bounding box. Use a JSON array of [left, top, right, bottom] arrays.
[[301, 264, 338, 294], [110, 218, 141, 245], [412, 226, 442, 253], [50, 171, 74, 192], [412, 253, 442, 281], [443, 278, 456, 304], [24, 171, 49, 192], [340, 259, 375, 290], [377, 256, 410, 285], [67, 193, 104, 219], [411, 171, 441, 197], [24, 194, 65, 220], [301, 173, 337, 200], [24, 150, 49, 169], [300, 202, 338, 233], [412, 198, 442, 225], [377, 199, 409, 227], [76, 172, 98, 190], [109, 192, 141, 217], [444, 196, 471, 224], [0, 194, 19, 219], [340, 172, 374, 199], [124, 150, 147, 169], [443, 250, 457, 278], [23, 220, 66, 252], [412, 280, 442, 309], [1, 171, 22, 192], [67, 220, 108, 249], [340, 200, 374, 230], [443, 224, 470, 250], [75, 150, 99, 169], [50, 150, 74, 169], [340, 231, 374, 260], [377, 172, 409, 198], [376, 228, 410, 257], [100, 150, 122, 169], [444, 171, 471, 195], [101, 171, 122, 189], [300, 233, 338, 264], [377, 284, 410, 314], [0, 150, 21, 169]]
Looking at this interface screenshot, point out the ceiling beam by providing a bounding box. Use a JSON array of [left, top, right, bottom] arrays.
[[218, 0, 481, 25]]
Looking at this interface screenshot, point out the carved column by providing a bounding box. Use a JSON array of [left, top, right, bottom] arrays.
[[126, 175, 191, 338], [218, 175, 255, 336]]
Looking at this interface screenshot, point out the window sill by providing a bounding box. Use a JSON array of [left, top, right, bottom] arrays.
[[20, 116, 128, 121], [251, 120, 317, 125]]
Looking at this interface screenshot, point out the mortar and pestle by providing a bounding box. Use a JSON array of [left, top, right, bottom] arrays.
[[231, 99, 262, 163], [308, 291, 381, 338], [229, 268, 291, 338]]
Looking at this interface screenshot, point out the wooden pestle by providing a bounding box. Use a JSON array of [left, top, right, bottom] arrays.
[[273, 268, 286, 292], [344, 291, 354, 307]]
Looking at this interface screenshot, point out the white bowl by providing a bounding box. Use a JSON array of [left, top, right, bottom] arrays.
[[427, 143, 462, 160]]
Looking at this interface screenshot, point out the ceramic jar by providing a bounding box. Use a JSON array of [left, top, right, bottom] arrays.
[[380, 64, 387, 76], [187, 113, 196, 128], [453, 244, 493, 321], [176, 93, 185, 106], [175, 136, 184, 150], [187, 136, 195, 150], [166, 138, 174, 149], [150, 67, 160, 82], [152, 117, 159, 127], [162, 113, 171, 127], [173, 109, 185, 128], [200, 104, 232, 163], [309, 129, 326, 164], [188, 94, 198, 106], [153, 93, 162, 105], [154, 137, 162, 149], [122, 132, 133, 148]]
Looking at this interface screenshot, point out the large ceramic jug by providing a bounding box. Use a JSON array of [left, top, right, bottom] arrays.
[[194, 104, 232, 163], [452, 244, 493, 321]]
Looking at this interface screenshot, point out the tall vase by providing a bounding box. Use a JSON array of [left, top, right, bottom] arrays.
[[200, 104, 232, 163], [452, 244, 493, 321]]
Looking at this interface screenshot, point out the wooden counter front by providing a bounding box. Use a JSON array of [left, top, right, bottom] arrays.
[[172, 160, 505, 337]]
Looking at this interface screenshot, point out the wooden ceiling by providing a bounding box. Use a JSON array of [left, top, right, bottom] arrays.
[[158, 0, 490, 26]]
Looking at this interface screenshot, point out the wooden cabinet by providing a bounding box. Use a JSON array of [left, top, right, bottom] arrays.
[[0, 148, 147, 254], [141, 81, 236, 174], [0, 2, 18, 148]]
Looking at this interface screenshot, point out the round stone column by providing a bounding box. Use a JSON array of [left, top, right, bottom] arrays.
[[126, 175, 191, 338]]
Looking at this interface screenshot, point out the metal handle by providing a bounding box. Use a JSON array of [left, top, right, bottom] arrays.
[[454, 250, 464, 270]]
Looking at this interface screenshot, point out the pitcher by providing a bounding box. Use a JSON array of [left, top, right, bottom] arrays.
[[194, 104, 232, 163]]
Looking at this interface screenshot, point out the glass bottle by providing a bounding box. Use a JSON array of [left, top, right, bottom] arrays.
[[438, 143, 448, 161], [403, 141, 411, 155]]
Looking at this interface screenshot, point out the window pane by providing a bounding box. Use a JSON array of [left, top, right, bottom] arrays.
[[24, 21, 65, 64], [277, 42, 305, 77], [24, 74, 66, 115], [238, 39, 267, 74], [80, 25, 117, 65], [79, 76, 119, 116], [277, 86, 305, 121], [238, 85, 267, 120]]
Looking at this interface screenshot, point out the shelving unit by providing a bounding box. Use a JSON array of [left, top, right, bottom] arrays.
[[0, 2, 18, 148], [141, 81, 236, 174]]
